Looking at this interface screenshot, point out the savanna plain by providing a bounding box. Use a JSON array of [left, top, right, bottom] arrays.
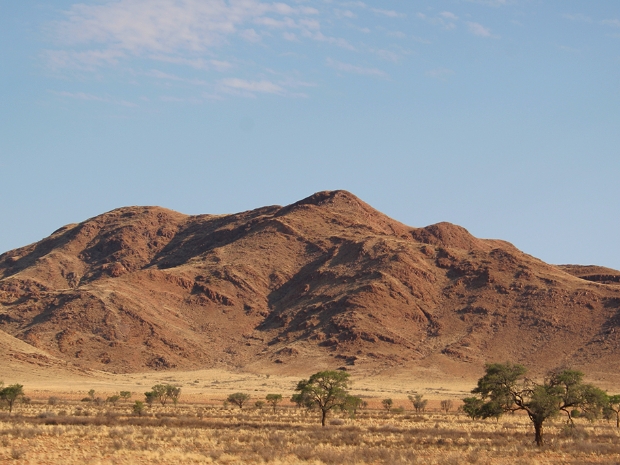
[[1, 369, 619, 465]]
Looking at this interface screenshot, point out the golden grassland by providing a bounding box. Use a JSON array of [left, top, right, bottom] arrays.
[[1, 398, 620, 464]]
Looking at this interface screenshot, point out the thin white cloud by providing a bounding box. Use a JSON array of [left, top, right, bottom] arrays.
[[426, 68, 454, 80], [51, 90, 137, 107], [417, 11, 457, 30], [370, 46, 409, 63], [563, 13, 593, 23], [150, 55, 233, 71], [467, 21, 499, 38], [49, 0, 347, 68], [440, 12, 459, 21], [45, 0, 408, 100], [412, 35, 432, 44], [340, 1, 367, 8], [466, 0, 513, 6], [160, 95, 203, 104], [147, 69, 209, 86], [240, 28, 262, 42], [334, 9, 356, 19], [387, 31, 406, 39], [44, 49, 125, 71], [53, 0, 318, 53], [602, 19, 620, 28], [370, 8, 405, 18], [304, 31, 355, 50], [326, 58, 388, 78], [220, 78, 283, 93]]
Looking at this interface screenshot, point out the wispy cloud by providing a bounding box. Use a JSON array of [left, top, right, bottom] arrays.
[[326, 58, 388, 78], [215, 77, 309, 98], [53, 0, 319, 53], [150, 55, 233, 72], [44, 49, 125, 71], [371, 48, 403, 63], [48, 0, 350, 69], [563, 13, 593, 23], [417, 11, 498, 39], [440, 12, 459, 21], [44, 0, 409, 100], [417, 12, 457, 30], [51, 90, 137, 107], [467, 22, 499, 38], [602, 19, 620, 28], [370, 8, 405, 18], [147, 69, 209, 86], [219, 78, 286, 95], [466, 0, 514, 6], [426, 68, 454, 81]]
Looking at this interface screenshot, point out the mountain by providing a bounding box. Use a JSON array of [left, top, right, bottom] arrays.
[[1, 190, 619, 380]]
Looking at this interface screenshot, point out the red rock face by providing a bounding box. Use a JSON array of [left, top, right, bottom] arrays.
[[0, 190, 619, 378]]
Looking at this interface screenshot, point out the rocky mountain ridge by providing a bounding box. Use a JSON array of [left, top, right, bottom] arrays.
[[1, 190, 619, 380]]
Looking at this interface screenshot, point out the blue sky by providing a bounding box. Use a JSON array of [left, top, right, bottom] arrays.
[[1, 0, 619, 269]]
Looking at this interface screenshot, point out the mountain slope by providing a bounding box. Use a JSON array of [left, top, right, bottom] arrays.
[[1, 190, 619, 379]]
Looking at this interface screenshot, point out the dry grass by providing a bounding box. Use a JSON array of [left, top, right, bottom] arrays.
[[1, 400, 620, 464]]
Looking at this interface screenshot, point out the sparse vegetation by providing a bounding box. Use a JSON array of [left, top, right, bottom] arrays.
[[0, 366, 618, 463], [0, 393, 619, 464]]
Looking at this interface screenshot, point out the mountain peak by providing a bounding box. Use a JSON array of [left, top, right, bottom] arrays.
[[1, 191, 619, 381]]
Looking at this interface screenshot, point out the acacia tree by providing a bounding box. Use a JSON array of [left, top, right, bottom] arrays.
[[408, 394, 428, 413], [227, 392, 251, 409], [549, 369, 607, 424], [0, 384, 24, 415], [265, 394, 282, 413], [466, 363, 606, 446], [382, 398, 393, 413], [145, 384, 181, 406], [440, 399, 453, 413], [295, 371, 350, 426], [604, 394, 620, 428], [341, 395, 365, 418]]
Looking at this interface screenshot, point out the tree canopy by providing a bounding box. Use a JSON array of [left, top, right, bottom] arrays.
[[144, 384, 181, 406], [295, 371, 351, 426], [465, 363, 607, 446], [265, 394, 283, 413], [0, 384, 24, 415], [227, 392, 251, 409]]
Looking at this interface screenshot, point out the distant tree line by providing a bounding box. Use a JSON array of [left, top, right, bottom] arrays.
[[3, 363, 620, 448]]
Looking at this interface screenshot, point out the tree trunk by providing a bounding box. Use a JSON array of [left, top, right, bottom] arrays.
[[534, 421, 544, 447], [321, 409, 327, 427], [616, 412, 619, 429]]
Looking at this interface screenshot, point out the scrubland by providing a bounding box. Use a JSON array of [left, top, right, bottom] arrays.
[[1, 399, 619, 464]]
